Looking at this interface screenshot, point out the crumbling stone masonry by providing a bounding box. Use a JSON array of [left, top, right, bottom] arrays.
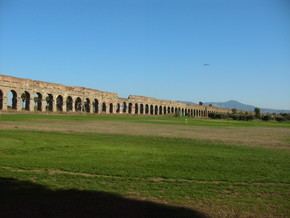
[[0, 74, 230, 117]]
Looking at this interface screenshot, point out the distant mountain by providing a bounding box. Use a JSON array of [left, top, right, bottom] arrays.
[[205, 100, 290, 114]]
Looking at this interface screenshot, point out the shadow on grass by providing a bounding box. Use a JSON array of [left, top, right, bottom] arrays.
[[0, 177, 208, 218]]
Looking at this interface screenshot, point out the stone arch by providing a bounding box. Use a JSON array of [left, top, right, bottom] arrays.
[[140, 104, 144, 114], [181, 108, 185, 116], [128, 103, 133, 114], [84, 98, 90, 113], [0, 89, 3, 110], [93, 99, 99, 113], [8, 90, 18, 110], [109, 103, 113, 113], [167, 107, 170, 114], [150, 105, 154, 115], [159, 106, 162, 115], [34, 93, 42, 111], [75, 97, 82, 112], [116, 103, 121, 113], [163, 106, 167, 115], [155, 105, 158, 115], [46, 94, 53, 112], [145, 104, 149, 114], [175, 107, 178, 115], [171, 107, 174, 114], [123, 102, 127, 113], [66, 96, 73, 112], [21, 91, 30, 111], [135, 103, 139, 114], [56, 95, 63, 112], [102, 102, 107, 113]]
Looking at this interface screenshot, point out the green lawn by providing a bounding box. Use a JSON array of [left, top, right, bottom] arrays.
[[1, 113, 290, 128], [0, 126, 289, 217]]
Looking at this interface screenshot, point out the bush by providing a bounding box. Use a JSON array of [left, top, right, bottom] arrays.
[[261, 114, 272, 121], [275, 116, 287, 122], [280, 113, 290, 121], [246, 114, 254, 121], [208, 112, 229, 119]]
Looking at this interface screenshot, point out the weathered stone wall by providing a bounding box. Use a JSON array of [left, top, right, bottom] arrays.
[[0, 74, 231, 117]]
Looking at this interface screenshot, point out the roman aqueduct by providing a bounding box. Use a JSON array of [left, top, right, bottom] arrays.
[[0, 75, 230, 117]]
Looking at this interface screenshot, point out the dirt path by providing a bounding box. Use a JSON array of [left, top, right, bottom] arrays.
[[2, 166, 290, 186]]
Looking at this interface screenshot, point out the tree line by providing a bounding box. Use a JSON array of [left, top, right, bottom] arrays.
[[208, 107, 290, 122]]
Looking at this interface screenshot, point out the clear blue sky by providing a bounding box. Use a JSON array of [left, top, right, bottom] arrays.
[[1, 0, 289, 109]]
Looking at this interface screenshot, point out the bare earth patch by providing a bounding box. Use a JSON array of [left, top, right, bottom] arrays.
[[1, 120, 290, 149]]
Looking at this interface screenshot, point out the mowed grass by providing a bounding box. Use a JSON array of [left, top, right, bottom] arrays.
[[1, 112, 290, 128], [0, 113, 290, 217]]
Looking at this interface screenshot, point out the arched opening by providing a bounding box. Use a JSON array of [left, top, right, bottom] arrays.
[[33, 93, 42, 111], [181, 108, 184, 116], [163, 106, 166, 115], [175, 107, 178, 115], [167, 107, 170, 114], [46, 94, 53, 112], [75, 97, 82, 112], [21, 91, 30, 111], [94, 99, 99, 113], [0, 90, 3, 110], [8, 90, 17, 110], [128, 103, 132, 114], [84, 98, 90, 113], [102, 102, 107, 113], [140, 104, 144, 114], [159, 106, 162, 115], [135, 103, 138, 114], [155, 105, 158, 115], [116, 103, 120, 113], [123, 102, 127, 113], [66, 96, 73, 112], [171, 107, 174, 114], [109, 103, 113, 113], [145, 104, 149, 114], [56, 95, 63, 112], [150, 105, 154, 115]]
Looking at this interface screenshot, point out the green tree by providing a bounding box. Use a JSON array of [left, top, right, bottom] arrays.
[[254, 107, 261, 119]]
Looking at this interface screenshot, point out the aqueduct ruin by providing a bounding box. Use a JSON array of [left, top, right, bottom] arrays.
[[0, 74, 230, 117]]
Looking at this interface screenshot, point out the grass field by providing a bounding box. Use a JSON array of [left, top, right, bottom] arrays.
[[0, 113, 290, 217]]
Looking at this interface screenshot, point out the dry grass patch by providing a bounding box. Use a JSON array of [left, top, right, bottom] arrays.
[[1, 119, 290, 149]]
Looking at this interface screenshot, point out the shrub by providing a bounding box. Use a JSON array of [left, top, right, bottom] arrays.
[[275, 116, 287, 122], [261, 114, 272, 121]]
